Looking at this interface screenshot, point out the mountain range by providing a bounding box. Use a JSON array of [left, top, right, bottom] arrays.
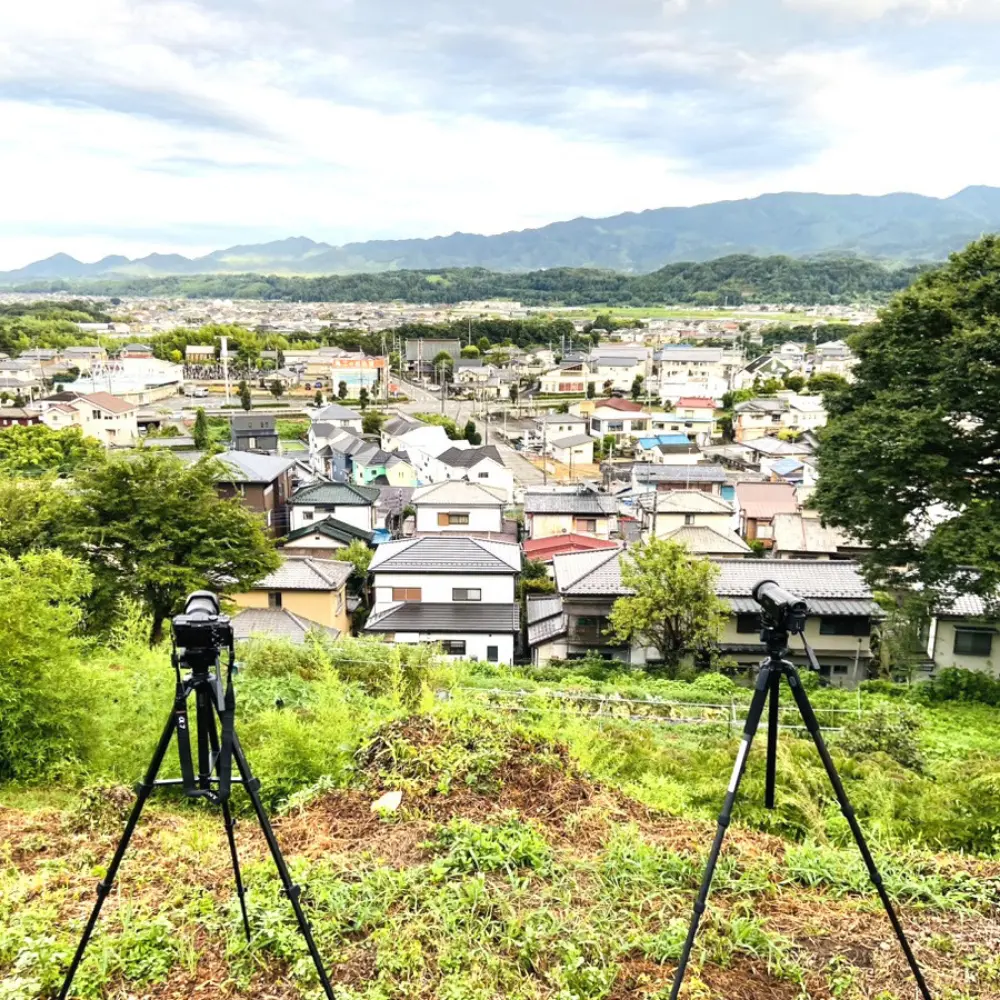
[[5, 186, 1000, 283]]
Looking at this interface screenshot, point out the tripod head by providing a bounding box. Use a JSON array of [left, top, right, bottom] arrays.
[[752, 580, 823, 672]]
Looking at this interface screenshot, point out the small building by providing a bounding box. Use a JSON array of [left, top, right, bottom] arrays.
[[232, 608, 340, 646], [734, 482, 799, 549], [637, 491, 749, 556], [588, 399, 652, 442], [631, 463, 728, 495], [288, 481, 379, 534], [282, 517, 375, 559], [634, 434, 700, 465], [311, 403, 363, 433], [232, 414, 278, 454], [522, 534, 620, 568], [215, 451, 300, 536], [524, 487, 618, 540], [770, 511, 864, 560], [185, 344, 216, 362], [927, 591, 1000, 679], [118, 343, 154, 359], [230, 557, 353, 636], [430, 445, 514, 502], [0, 407, 41, 428], [411, 480, 507, 535], [549, 433, 594, 467]]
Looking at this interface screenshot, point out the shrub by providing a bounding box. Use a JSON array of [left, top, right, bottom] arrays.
[[840, 703, 925, 772], [918, 667, 1000, 707]]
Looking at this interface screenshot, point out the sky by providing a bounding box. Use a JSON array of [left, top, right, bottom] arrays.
[[1, 0, 1000, 268]]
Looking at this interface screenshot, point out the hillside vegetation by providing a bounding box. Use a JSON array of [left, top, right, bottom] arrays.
[[13, 254, 931, 306], [3, 628, 1000, 999]]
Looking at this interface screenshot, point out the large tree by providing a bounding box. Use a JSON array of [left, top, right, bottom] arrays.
[[0, 424, 104, 477], [0, 475, 73, 558], [815, 236, 1000, 595], [607, 538, 729, 676], [67, 450, 280, 643]]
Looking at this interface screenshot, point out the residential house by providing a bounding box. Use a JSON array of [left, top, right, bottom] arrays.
[[714, 559, 879, 687], [631, 463, 728, 495], [926, 590, 1000, 679], [770, 512, 865, 560], [383, 453, 418, 487], [637, 491, 750, 556], [311, 402, 363, 433], [549, 433, 594, 468], [350, 442, 395, 486], [538, 361, 591, 395], [288, 482, 379, 533], [659, 377, 729, 406], [0, 407, 41, 428], [118, 343, 154, 359], [587, 399, 652, 443], [365, 536, 521, 664], [411, 480, 507, 535], [215, 451, 299, 536], [734, 482, 799, 549], [282, 518, 375, 559], [405, 339, 462, 374], [381, 414, 425, 451], [59, 391, 140, 446], [733, 398, 788, 443], [185, 344, 216, 362], [655, 397, 717, 444], [731, 354, 801, 391], [232, 608, 340, 645], [527, 549, 637, 666], [394, 424, 455, 482], [522, 535, 620, 569], [232, 414, 278, 453], [528, 413, 589, 449], [655, 347, 726, 384], [312, 429, 366, 482], [786, 395, 828, 434], [813, 340, 857, 379], [429, 445, 514, 501], [634, 435, 701, 465], [230, 557, 353, 637], [589, 355, 646, 394], [524, 487, 618, 540]]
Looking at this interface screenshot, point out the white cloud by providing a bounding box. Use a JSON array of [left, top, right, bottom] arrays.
[[784, 0, 1000, 20]]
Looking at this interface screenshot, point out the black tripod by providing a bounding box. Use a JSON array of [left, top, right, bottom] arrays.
[[668, 590, 933, 1000], [58, 606, 336, 1000]]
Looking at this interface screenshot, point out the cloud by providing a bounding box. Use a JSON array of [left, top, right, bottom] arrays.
[[784, 0, 1000, 18]]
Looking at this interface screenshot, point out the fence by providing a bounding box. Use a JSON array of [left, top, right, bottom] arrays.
[[453, 686, 864, 735]]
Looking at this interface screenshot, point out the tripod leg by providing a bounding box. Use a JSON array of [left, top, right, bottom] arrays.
[[205, 705, 251, 942], [669, 664, 774, 1000], [59, 708, 178, 1000], [765, 668, 780, 809], [231, 733, 336, 1000], [785, 670, 933, 1000]]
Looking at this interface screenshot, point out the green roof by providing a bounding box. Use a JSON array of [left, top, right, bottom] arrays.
[[284, 517, 375, 546], [289, 482, 380, 506]]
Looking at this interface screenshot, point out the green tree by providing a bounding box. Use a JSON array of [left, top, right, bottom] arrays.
[[782, 373, 806, 392], [359, 387, 370, 410], [0, 475, 73, 558], [313, 390, 324, 407], [269, 379, 285, 399], [631, 374, 645, 400], [607, 538, 729, 677], [335, 539, 374, 607], [461, 345, 480, 358], [338, 381, 348, 400], [464, 420, 482, 446], [433, 351, 454, 384], [586, 382, 596, 399], [238, 380, 252, 411], [66, 450, 280, 644], [509, 384, 519, 405], [477, 336, 492, 354], [806, 372, 849, 395], [815, 236, 1000, 594], [192, 407, 209, 450], [13, 392, 26, 407], [0, 550, 95, 780], [362, 410, 386, 435], [0, 424, 104, 477]]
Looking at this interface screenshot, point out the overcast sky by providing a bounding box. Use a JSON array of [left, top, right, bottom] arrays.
[[2, 0, 999, 268]]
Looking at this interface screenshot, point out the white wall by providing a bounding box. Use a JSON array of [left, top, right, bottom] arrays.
[[290, 504, 373, 532], [414, 504, 503, 533], [372, 571, 515, 606], [393, 631, 515, 665]]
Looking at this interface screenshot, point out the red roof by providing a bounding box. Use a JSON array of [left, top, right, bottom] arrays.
[[735, 482, 798, 519], [675, 397, 715, 409], [593, 398, 643, 412], [523, 534, 621, 563]]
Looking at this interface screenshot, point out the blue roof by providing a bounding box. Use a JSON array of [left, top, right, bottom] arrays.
[[639, 434, 691, 449], [771, 457, 805, 476]]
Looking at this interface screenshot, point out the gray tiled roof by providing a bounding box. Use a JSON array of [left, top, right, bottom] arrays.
[[524, 490, 617, 515], [370, 536, 521, 573], [314, 403, 362, 422], [553, 549, 631, 596], [725, 597, 881, 616], [436, 445, 505, 469], [290, 482, 380, 506], [527, 611, 568, 646], [638, 491, 732, 514], [534, 413, 587, 425], [712, 559, 871, 598], [365, 602, 520, 633], [285, 517, 374, 546], [215, 451, 297, 483], [662, 525, 751, 554], [550, 433, 594, 448], [527, 596, 564, 624], [412, 481, 506, 506], [233, 608, 339, 644], [632, 463, 728, 483], [252, 557, 353, 590]]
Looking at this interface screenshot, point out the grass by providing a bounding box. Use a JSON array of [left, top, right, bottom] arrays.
[[3, 641, 1000, 998]]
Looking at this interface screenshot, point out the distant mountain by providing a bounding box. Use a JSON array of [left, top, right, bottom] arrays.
[[4, 187, 1000, 283]]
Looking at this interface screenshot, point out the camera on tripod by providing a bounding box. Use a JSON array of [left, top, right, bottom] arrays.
[[172, 590, 233, 672], [752, 579, 808, 634]]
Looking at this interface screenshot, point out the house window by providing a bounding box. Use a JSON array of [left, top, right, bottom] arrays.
[[684, 513, 695, 525], [819, 617, 870, 637], [442, 640, 467, 655], [336, 591, 343, 614], [303, 511, 314, 521], [91, 410, 101, 420], [736, 613, 760, 634], [268, 592, 282, 609], [392, 587, 422, 602], [487, 645, 499, 663], [608, 422, 624, 432], [441, 512, 470, 525], [574, 518, 598, 533], [954, 629, 993, 656], [477, 471, 489, 479], [832, 664, 849, 675], [453, 588, 482, 602]]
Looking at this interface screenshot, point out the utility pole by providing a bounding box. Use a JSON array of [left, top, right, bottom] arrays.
[[439, 364, 446, 415], [220, 335, 231, 405], [381, 332, 389, 404], [542, 419, 548, 486]]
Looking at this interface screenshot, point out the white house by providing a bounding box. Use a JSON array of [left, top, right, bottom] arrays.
[[523, 487, 618, 540], [287, 482, 379, 532], [786, 395, 828, 433], [427, 445, 515, 501], [637, 491, 749, 555], [655, 347, 726, 385], [311, 402, 363, 432], [550, 433, 594, 467], [538, 362, 591, 395], [586, 400, 654, 442], [364, 536, 521, 664], [394, 425, 456, 481], [411, 480, 507, 534], [39, 391, 139, 446], [529, 413, 589, 449]]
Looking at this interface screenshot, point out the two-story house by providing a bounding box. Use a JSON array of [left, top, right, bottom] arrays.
[[529, 413, 590, 449], [428, 445, 514, 501], [650, 397, 717, 445], [215, 451, 300, 536], [311, 402, 363, 433], [288, 482, 379, 533], [524, 487, 618, 540], [926, 589, 1000, 679], [538, 362, 591, 395], [637, 491, 749, 555], [364, 536, 521, 663], [634, 435, 701, 465], [232, 414, 278, 454], [733, 398, 788, 443], [230, 557, 353, 641], [770, 512, 865, 560], [69, 392, 140, 446], [587, 399, 652, 443], [411, 481, 508, 535], [631, 463, 728, 495], [734, 482, 799, 549], [655, 347, 726, 385]]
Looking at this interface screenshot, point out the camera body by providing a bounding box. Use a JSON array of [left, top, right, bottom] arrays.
[[752, 580, 808, 634], [172, 591, 233, 672]]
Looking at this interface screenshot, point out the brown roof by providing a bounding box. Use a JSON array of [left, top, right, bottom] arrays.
[[594, 398, 643, 412], [77, 392, 137, 414], [734, 482, 798, 519]]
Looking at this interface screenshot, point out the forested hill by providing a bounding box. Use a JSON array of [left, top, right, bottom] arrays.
[[17, 254, 931, 306]]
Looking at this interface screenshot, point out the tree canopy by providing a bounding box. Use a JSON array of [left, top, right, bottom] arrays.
[[815, 235, 1000, 595], [607, 538, 729, 676], [0, 425, 105, 477]]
